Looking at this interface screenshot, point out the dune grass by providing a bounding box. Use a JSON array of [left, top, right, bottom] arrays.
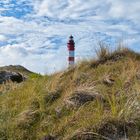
[[0, 47, 140, 140]]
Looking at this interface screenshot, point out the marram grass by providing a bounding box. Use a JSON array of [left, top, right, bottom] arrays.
[[0, 48, 140, 140]]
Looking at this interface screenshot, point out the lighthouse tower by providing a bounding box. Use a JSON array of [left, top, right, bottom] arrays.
[[67, 35, 75, 67]]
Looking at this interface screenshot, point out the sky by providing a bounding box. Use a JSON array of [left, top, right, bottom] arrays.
[[0, 0, 140, 74]]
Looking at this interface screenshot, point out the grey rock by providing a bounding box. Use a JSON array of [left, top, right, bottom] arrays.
[[0, 71, 25, 84], [65, 91, 104, 108]]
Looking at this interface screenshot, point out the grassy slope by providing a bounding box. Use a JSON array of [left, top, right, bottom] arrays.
[[0, 48, 140, 140], [0, 65, 40, 94], [0, 65, 33, 75]]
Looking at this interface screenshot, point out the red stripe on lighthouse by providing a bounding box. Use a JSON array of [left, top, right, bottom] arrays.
[[68, 47, 75, 51], [68, 57, 74, 61], [68, 44, 75, 51]]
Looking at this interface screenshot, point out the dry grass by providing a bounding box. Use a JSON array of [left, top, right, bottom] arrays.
[[0, 47, 140, 140], [95, 42, 111, 60]]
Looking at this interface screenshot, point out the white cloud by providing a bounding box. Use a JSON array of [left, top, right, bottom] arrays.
[[33, 0, 140, 24], [0, 35, 7, 41], [107, 0, 140, 21], [0, 0, 140, 74]]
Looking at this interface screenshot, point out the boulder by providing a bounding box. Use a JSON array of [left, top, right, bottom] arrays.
[[98, 120, 136, 140], [65, 90, 104, 108], [0, 71, 25, 84]]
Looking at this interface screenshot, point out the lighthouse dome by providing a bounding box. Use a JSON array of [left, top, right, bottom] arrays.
[[69, 35, 73, 40]]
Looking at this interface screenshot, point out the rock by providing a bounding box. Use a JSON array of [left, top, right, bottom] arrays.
[[70, 120, 136, 140], [98, 120, 136, 140], [65, 90, 104, 108], [0, 71, 25, 84]]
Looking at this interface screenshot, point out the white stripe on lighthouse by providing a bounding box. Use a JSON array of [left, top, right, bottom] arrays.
[[69, 51, 75, 57], [69, 61, 74, 65]]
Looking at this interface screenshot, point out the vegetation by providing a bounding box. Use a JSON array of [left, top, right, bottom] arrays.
[[0, 46, 140, 140], [0, 65, 33, 76]]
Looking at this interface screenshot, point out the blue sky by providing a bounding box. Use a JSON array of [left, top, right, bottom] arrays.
[[0, 0, 140, 74]]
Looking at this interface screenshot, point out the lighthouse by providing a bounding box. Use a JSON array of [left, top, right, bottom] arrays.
[[67, 35, 75, 67]]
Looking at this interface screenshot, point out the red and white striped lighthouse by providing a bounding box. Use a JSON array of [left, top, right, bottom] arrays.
[[67, 35, 75, 67]]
